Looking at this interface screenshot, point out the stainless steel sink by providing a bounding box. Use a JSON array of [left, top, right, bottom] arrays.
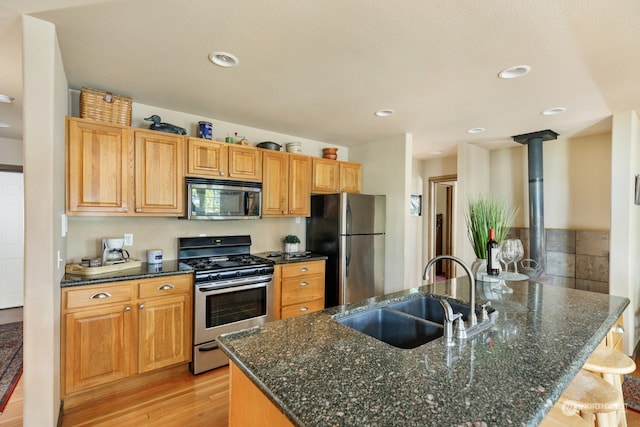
[[387, 295, 475, 322], [336, 307, 443, 349], [335, 295, 494, 349]]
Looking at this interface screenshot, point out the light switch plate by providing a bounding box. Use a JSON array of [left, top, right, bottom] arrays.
[[124, 234, 133, 246]]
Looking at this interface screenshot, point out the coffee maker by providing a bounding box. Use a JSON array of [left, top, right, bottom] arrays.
[[102, 238, 130, 265]]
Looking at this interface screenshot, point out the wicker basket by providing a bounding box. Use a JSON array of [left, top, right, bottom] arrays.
[[80, 87, 132, 126]]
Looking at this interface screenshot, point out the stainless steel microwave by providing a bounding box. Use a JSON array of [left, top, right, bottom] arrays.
[[185, 177, 262, 220]]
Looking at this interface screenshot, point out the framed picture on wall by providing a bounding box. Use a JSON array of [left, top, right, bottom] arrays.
[[410, 195, 422, 216]]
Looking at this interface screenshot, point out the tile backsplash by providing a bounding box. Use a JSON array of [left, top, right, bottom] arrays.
[[507, 228, 609, 294]]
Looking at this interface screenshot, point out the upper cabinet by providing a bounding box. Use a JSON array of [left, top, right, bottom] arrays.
[[133, 130, 185, 215], [262, 151, 311, 217], [67, 117, 131, 214], [311, 158, 361, 194], [186, 138, 262, 182], [66, 117, 185, 216]]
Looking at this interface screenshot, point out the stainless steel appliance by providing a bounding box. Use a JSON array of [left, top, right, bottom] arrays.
[[178, 235, 274, 374], [306, 193, 385, 308], [185, 177, 262, 220]]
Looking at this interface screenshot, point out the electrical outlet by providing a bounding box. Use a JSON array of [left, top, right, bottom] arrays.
[[124, 234, 134, 246]]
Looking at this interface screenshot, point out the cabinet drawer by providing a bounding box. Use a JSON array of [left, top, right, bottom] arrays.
[[281, 275, 324, 306], [138, 274, 192, 299], [65, 283, 133, 310], [281, 299, 325, 319], [281, 261, 325, 278]]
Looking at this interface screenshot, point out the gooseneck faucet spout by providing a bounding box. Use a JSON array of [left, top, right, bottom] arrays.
[[423, 255, 477, 327]]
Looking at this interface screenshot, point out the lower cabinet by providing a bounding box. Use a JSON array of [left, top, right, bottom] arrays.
[[61, 274, 192, 397], [229, 361, 293, 427], [274, 260, 325, 320]]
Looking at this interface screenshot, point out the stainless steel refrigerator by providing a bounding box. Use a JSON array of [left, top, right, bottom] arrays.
[[306, 193, 385, 308]]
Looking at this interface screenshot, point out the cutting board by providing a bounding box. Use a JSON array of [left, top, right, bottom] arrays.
[[65, 259, 142, 276]]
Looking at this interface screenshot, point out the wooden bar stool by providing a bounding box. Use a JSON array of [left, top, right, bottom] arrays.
[[557, 370, 621, 426], [582, 347, 636, 427], [540, 402, 591, 426]]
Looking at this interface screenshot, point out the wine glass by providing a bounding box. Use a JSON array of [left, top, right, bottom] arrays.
[[512, 239, 524, 275]]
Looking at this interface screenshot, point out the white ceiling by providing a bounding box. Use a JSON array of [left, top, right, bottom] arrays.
[[1, 0, 639, 158]]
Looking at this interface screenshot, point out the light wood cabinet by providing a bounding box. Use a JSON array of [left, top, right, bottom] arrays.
[[274, 260, 325, 320], [134, 130, 185, 215], [66, 117, 131, 214], [61, 274, 192, 398], [262, 151, 312, 217], [229, 361, 293, 427], [66, 117, 186, 216], [186, 137, 262, 182], [312, 158, 362, 194]]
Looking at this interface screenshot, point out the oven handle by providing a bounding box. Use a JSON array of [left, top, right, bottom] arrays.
[[197, 277, 271, 294]]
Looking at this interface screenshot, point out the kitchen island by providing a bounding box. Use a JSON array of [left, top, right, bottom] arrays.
[[218, 278, 629, 426]]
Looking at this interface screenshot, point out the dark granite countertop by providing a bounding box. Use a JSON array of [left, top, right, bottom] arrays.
[[60, 260, 193, 287], [217, 278, 629, 426], [254, 251, 328, 265]]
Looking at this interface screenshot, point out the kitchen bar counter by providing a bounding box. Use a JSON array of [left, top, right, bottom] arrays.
[[218, 278, 629, 426], [60, 260, 192, 287]]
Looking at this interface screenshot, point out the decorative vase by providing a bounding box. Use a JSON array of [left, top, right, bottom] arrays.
[[471, 258, 486, 280], [284, 243, 299, 253], [322, 148, 338, 160]]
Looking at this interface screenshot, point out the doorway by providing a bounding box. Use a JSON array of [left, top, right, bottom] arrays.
[[0, 168, 24, 309], [428, 175, 456, 281]]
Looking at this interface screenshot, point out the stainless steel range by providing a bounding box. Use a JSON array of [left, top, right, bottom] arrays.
[[178, 235, 274, 374]]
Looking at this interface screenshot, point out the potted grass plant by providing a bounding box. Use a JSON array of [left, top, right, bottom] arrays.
[[465, 196, 517, 277], [283, 234, 301, 253]]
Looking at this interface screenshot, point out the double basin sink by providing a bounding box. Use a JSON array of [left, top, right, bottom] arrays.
[[335, 294, 486, 349]]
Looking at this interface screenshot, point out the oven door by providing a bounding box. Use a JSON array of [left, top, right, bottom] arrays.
[[194, 275, 273, 346]]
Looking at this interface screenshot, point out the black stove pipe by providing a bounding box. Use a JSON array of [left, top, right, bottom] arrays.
[[513, 130, 558, 272]]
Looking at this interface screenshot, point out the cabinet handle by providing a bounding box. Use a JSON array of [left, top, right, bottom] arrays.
[[219, 171, 224, 176], [139, 303, 145, 309], [300, 267, 308, 272], [124, 306, 131, 312], [229, 173, 233, 177], [121, 207, 128, 212], [299, 306, 309, 312], [136, 208, 142, 213], [157, 284, 175, 291], [90, 292, 111, 299], [299, 281, 309, 287]]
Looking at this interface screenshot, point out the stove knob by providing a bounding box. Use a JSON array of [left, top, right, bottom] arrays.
[[236, 271, 242, 277]]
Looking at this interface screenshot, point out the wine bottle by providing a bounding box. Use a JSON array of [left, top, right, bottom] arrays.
[[486, 228, 500, 276]]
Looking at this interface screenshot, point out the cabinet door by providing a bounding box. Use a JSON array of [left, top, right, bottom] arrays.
[[138, 294, 191, 373], [228, 146, 262, 181], [340, 162, 362, 194], [262, 151, 288, 216], [187, 138, 228, 178], [134, 130, 185, 215], [288, 154, 312, 216], [64, 304, 134, 394], [67, 117, 130, 214], [312, 158, 339, 193]]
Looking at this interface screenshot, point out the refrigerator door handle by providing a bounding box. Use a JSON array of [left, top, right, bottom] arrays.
[[345, 201, 352, 276]]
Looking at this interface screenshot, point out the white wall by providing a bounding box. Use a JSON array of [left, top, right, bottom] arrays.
[[610, 111, 640, 355], [0, 137, 23, 165], [22, 15, 67, 426], [350, 134, 411, 293], [489, 133, 611, 230]]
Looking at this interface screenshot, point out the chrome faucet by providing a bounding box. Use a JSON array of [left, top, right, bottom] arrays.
[[423, 255, 492, 340]]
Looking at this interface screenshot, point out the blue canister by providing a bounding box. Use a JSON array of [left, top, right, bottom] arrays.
[[198, 121, 212, 140]]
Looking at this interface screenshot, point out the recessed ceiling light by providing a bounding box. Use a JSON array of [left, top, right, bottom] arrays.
[[208, 51, 239, 67], [467, 127, 486, 134], [374, 109, 394, 117], [498, 65, 531, 79], [0, 122, 10, 128], [429, 150, 443, 155], [0, 94, 14, 103], [541, 107, 567, 116]]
